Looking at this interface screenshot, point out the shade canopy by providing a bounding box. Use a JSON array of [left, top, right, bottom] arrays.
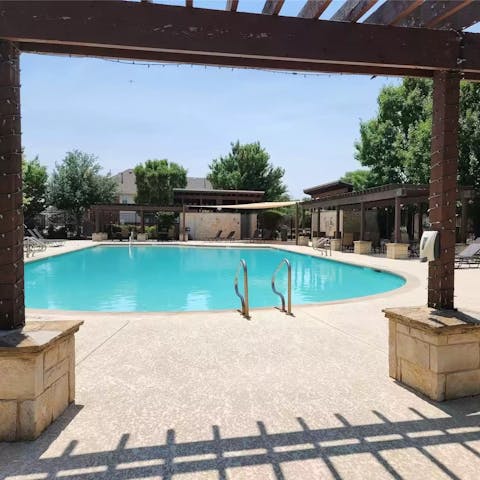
[[198, 201, 299, 210]]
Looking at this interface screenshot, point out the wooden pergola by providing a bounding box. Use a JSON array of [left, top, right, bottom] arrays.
[[1, 0, 479, 328], [303, 183, 476, 244]]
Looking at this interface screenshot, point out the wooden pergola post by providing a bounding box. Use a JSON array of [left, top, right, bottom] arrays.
[[316, 208, 321, 237], [359, 202, 365, 241], [140, 210, 145, 234], [417, 203, 424, 241], [335, 207, 341, 239], [94, 208, 100, 233], [0, 41, 24, 330], [428, 70, 460, 310], [394, 197, 401, 243], [460, 190, 468, 243], [295, 202, 299, 245], [182, 204, 186, 242]]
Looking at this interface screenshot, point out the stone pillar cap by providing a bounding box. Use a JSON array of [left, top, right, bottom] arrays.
[[0, 321, 83, 354], [383, 306, 480, 334]]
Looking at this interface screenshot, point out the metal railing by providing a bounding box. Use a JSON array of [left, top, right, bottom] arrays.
[[271, 258, 293, 315], [234, 259, 250, 318]]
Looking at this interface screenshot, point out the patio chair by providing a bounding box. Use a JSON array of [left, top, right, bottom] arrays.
[[223, 231, 235, 241], [210, 230, 222, 241], [455, 243, 480, 269], [28, 228, 64, 247]]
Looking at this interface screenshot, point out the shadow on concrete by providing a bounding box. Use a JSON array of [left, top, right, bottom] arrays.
[[0, 400, 479, 479]]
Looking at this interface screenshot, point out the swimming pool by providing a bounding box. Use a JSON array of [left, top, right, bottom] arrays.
[[25, 246, 405, 312]]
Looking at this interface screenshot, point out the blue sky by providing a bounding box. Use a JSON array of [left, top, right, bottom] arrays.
[[19, 1, 427, 198]]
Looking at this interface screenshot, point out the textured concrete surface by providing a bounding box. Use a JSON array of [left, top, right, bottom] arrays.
[[2, 243, 479, 479]]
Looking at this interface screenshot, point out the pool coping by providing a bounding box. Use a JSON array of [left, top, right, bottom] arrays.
[[25, 240, 420, 317]]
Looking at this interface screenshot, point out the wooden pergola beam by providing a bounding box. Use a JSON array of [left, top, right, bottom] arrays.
[[226, 0, 239, 12], [298, 0, 332, 19], [436, 1, 480, 30], [0, 1, 474, 76], [396, 0, 472, 28], [331, 0, 378, 22], [262, 0, 285, 15], [364, 0, 423, 26], [23, 42, 475, 80]]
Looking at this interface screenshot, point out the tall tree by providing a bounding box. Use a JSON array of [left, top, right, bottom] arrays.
[[22, 155, 48, 222], [207, 141, 287, 201], [354, 78, 480, 190], [134, 159, 187, 205], [340, 169, 375, 192], [49, 150, 117, 236]]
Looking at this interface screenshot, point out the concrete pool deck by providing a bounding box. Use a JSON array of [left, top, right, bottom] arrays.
[[2, 241, 479, 479]]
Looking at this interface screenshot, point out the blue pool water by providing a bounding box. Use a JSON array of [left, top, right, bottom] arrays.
[[25, 246, 405, 312]]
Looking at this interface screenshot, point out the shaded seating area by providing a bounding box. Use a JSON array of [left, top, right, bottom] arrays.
[[303, 183, 476, 259]]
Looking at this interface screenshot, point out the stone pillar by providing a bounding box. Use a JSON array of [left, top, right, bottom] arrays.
[[428, 71, 460, 310], [0, 321, 83, 440], [386, 242, 409, 259], [330, 238, 342, 251], [354, 240, 371, 255], [317, 208, 320, 237], [384, 307, 480, 401], [0, 41, 24, 330]]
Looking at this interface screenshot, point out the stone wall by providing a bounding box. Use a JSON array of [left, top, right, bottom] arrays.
[[181, 212, 242, 240]]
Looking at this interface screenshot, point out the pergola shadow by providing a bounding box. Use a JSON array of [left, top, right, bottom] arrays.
[[2, 401, 479, 480]]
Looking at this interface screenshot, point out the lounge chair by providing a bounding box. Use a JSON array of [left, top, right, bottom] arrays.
[[455, 243, 480, 269], [29, 228, 64, 247], [210, 230, 222, 241], [24, 236, 47, 257], [250, 229, 262, 242], [223, 231, 235, 241], [313, 237, 331, 256]]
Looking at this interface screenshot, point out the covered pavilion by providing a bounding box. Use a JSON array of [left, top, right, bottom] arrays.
[[302, 183, 476, 257]]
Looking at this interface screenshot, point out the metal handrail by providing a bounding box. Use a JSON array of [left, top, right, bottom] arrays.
[[234, 259, 250, 318], [271, 258, 293, 315]]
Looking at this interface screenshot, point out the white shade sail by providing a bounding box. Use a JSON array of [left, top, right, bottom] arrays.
[[196, 201, 299, 210]]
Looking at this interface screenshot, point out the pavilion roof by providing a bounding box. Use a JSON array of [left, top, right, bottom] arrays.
[[302, 183, 476, 209]]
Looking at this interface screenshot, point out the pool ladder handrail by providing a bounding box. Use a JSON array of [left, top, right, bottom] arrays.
[[271, 258, 293, 316], [234, 259, 250, 319]]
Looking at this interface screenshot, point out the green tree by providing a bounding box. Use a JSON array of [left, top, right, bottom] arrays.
[[22, 155, 48, 221], [49, 150, 117, 236], [354, 78, 433, 185], [207, 141, 287, 201], [354, 78, 480, 190], [134, 159, 187, 205], [340, 169, 375, 191]]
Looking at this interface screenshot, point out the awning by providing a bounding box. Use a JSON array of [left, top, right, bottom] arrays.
[[197, 201, 299, 210]]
